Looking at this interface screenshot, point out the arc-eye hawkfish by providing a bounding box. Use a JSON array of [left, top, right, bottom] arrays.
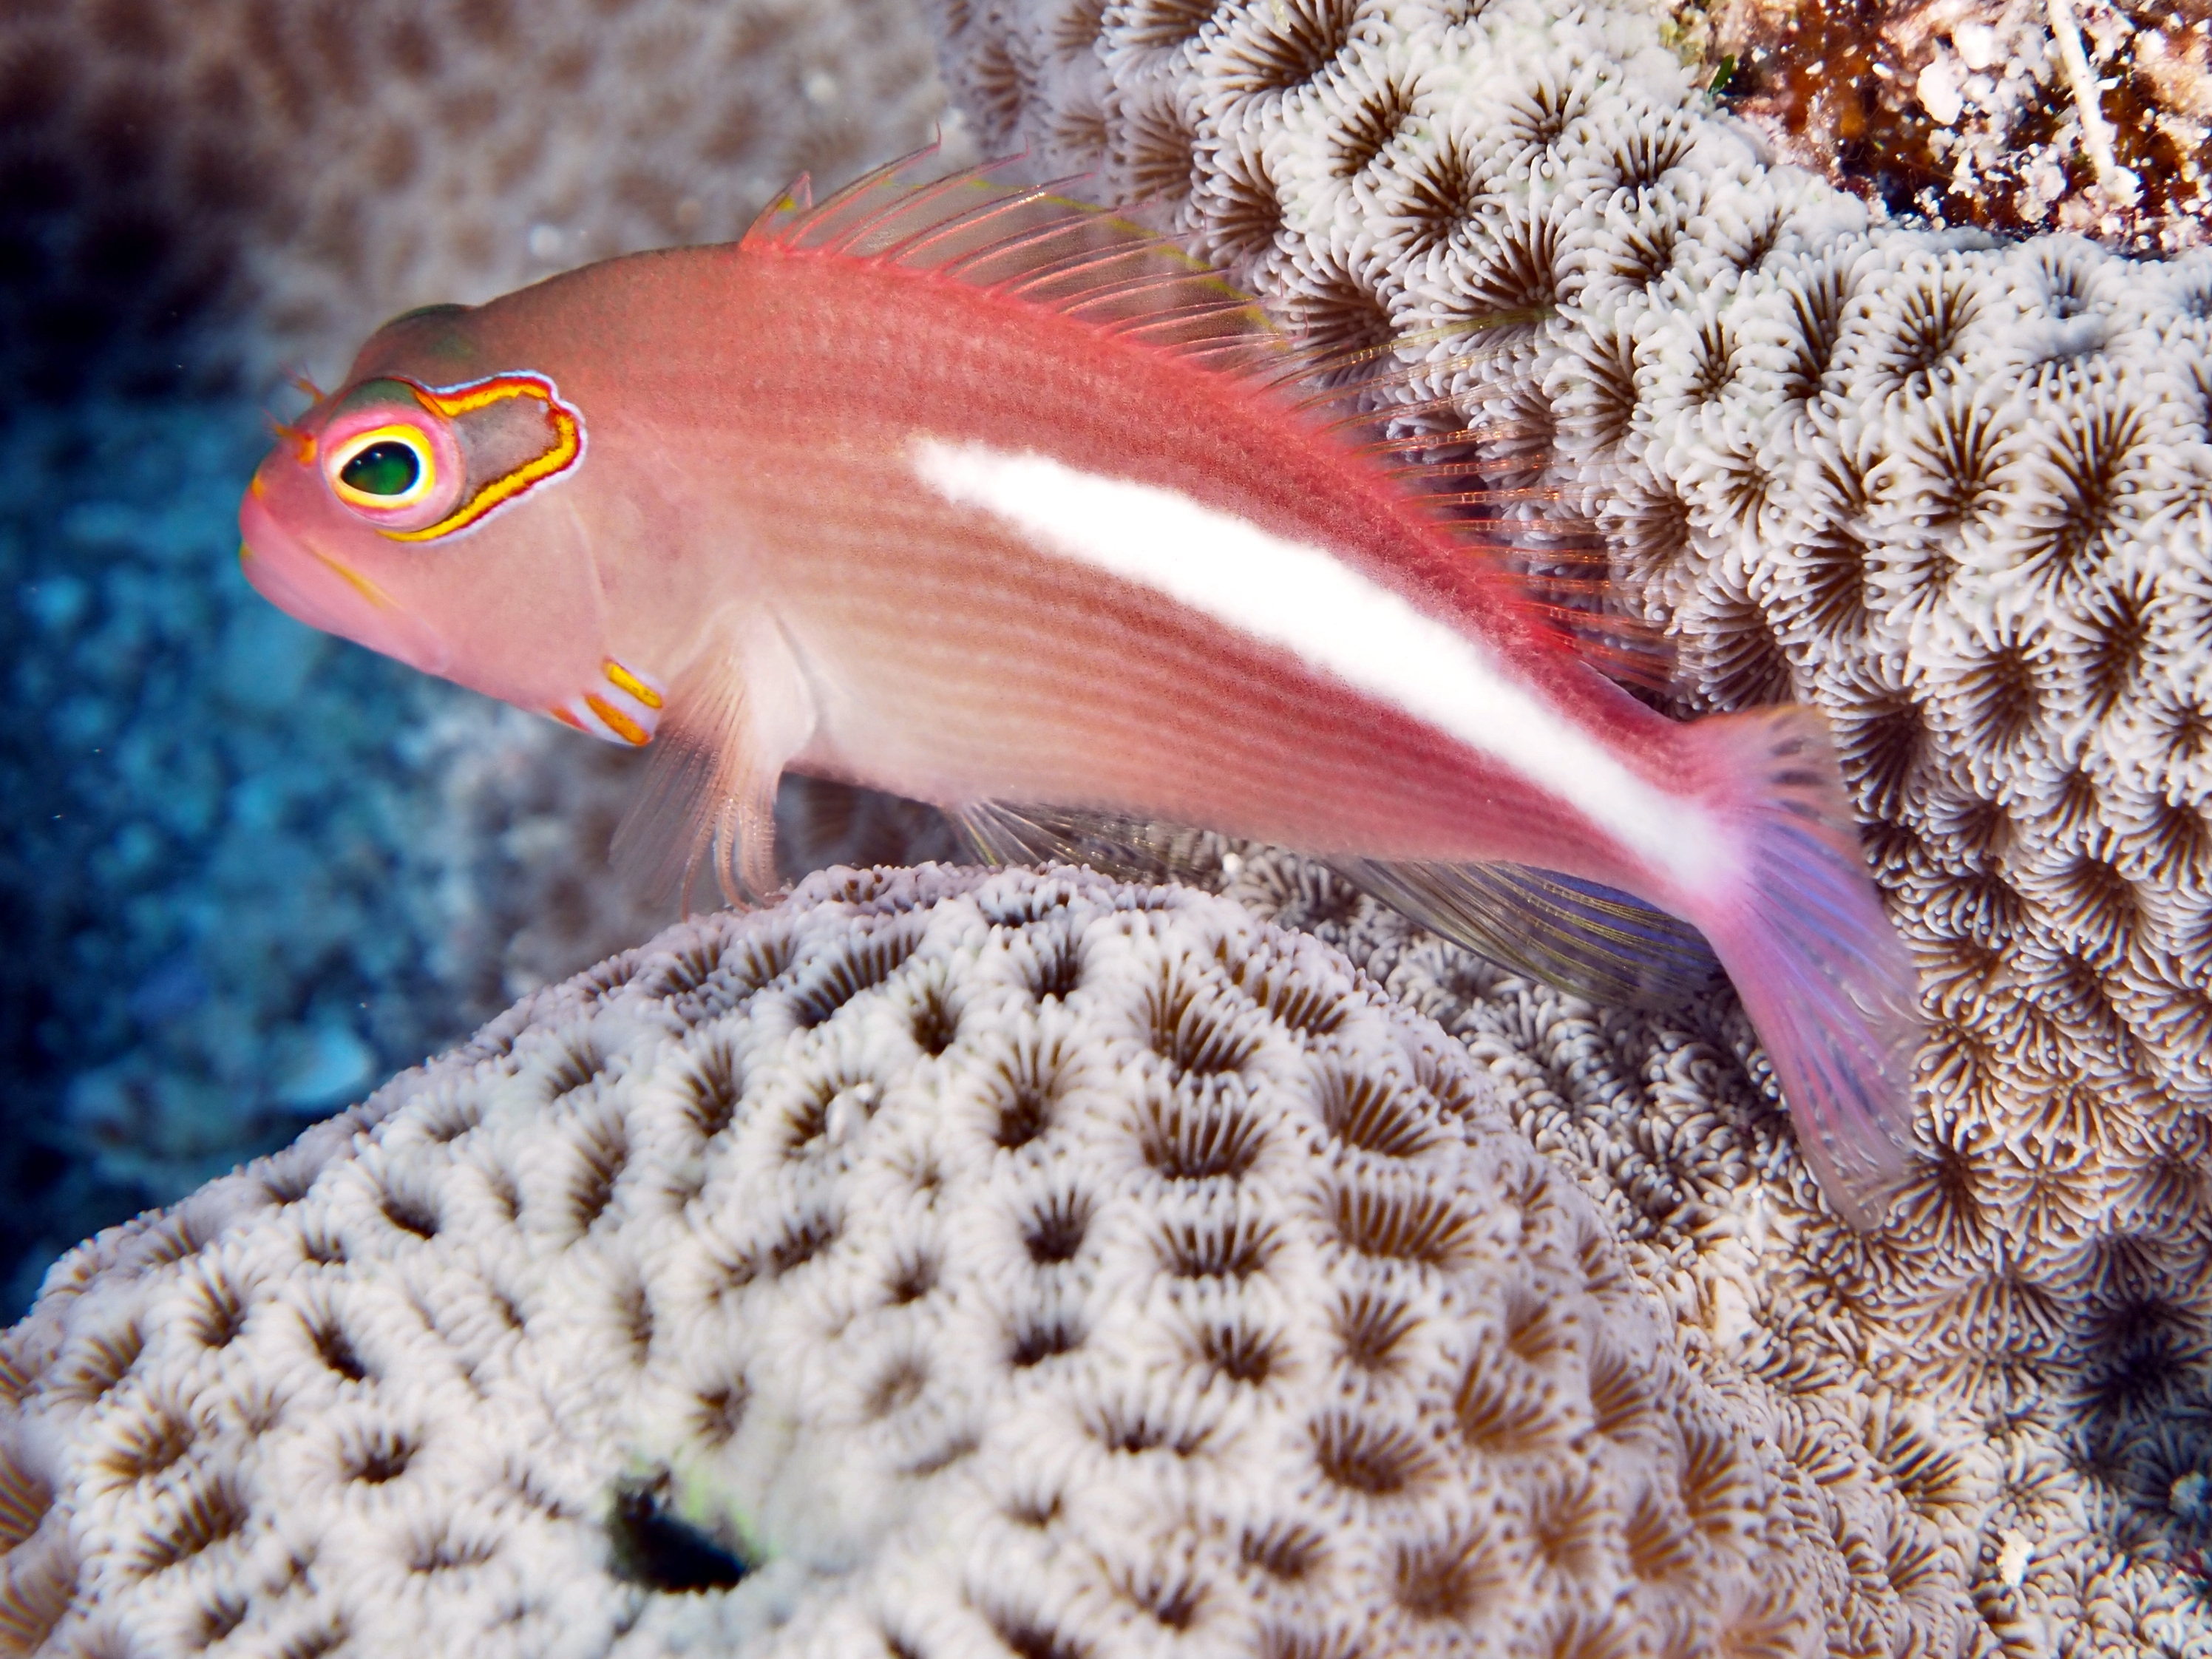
[[238, 149, 1925, 1228]]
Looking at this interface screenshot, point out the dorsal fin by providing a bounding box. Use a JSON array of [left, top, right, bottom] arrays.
[[746, 147, 1666, 693], [745, 148, 1284, 373]]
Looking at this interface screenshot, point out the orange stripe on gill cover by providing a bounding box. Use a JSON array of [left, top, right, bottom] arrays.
[[584, 694, 651, 746], [603, 659, 664, 708], [381, 373, 585, 543]]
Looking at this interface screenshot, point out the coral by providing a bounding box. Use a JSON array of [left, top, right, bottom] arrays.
[[923, 0, 2212, 1647], [0, 866, 1970, 1657], [0, 0, 948, 394]]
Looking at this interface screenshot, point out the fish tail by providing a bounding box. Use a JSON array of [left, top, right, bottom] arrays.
[[1680, 705, 1924, 1229]]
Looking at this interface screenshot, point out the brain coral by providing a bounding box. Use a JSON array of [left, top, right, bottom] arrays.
[[919, 0, 2212, 1647], [0, 0, 946, 392], [0, 866, 1967, 1658]]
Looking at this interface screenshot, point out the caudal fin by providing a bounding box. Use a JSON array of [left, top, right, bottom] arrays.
[[1684, 707, 1924, 1229]]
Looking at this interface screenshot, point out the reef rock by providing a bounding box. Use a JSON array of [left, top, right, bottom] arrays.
[[0, 866, 1967, 1658]]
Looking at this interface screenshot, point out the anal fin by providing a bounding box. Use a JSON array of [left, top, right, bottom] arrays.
[[951, 800, 1722, 1008], [950, 800, 1231, 890], [1328, 858, 1724, 1008]]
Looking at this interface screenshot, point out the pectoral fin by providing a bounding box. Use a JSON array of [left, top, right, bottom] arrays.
[[611, 622, 816, 911]]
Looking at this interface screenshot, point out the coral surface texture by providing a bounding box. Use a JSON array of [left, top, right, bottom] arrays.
[[918, 0, 2212, 1649], [0, 867, 1970, 1658]]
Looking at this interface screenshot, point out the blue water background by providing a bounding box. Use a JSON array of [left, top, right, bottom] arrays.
[[0, 394, 486, 1314]]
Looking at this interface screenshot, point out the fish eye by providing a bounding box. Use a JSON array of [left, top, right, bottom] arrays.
[[342, 441, 419, 496], [328, 424, 438, 511]]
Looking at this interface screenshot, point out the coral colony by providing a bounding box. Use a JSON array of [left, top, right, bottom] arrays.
[[0, 869, 1970, 1655], [4, 3, 2212, 1659], [924, 0, 2212, 1646]]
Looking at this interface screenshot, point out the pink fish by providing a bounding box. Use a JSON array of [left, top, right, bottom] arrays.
[[238, 152, 1923, 1227]]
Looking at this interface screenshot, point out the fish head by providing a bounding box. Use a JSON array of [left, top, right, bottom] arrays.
[[238, 305, 671, 747]]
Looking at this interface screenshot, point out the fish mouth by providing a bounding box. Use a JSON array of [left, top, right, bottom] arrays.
[[239, 491, 452, 676]]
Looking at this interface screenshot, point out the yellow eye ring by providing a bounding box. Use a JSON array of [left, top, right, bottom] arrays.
[[328, 424, 438, 510]]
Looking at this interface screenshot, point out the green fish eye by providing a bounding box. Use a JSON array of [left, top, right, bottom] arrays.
[[339, 440, 422, 498]]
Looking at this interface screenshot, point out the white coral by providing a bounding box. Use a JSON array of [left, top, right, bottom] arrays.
[[0, 867, 1965, 1657]]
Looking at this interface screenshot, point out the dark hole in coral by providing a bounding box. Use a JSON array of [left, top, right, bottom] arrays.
[[912, 988, 959, 1056], [767, 1210, 838, 1275], [1024, 923, 1083, 1002], [989, 1612, 1090, 1659], [541, 1038, 606, 1101], [310, 1317, 368, 1382], [1022, 1190, 1092, 1264], [381, 1188, 438, 1240], [1008, 1314, 1085, 1368], [788, 928, 918, 1029], [608, 1477, 752, 1593]]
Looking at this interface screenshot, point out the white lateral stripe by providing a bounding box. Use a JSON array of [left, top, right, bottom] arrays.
[[910, 437, 1723, 889]]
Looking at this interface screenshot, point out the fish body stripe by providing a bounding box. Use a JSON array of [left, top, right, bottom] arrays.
[[910, 438, 1726, 892]]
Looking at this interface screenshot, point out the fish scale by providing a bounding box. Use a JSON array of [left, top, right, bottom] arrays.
[[237, 149, 1924, 1228]]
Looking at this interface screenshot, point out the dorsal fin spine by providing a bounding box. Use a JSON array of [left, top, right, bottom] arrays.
[[1169, 340, 1275, 369], [1002, 245, 1153, 298], [742, 174, 810, 240], [1107, 299, 1265, 340], [1408, 458, 1544, 481], [950, 225, 1105, 287], [779, 169, 900, 248], [1423, 487, 1570, 509], [931, 208, 1082, 276], [1058, 270, 1215, 316], [894, 186, 1074, 268], [818, 174, 982, 257]]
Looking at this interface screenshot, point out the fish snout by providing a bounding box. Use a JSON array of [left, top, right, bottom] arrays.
[[238, 489, 452, 676]]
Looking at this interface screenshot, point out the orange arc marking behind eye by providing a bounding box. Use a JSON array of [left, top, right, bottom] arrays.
[[381, 373, 585, 543]]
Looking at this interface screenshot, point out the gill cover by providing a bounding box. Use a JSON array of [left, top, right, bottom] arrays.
[[316, 372, 585, 540]]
